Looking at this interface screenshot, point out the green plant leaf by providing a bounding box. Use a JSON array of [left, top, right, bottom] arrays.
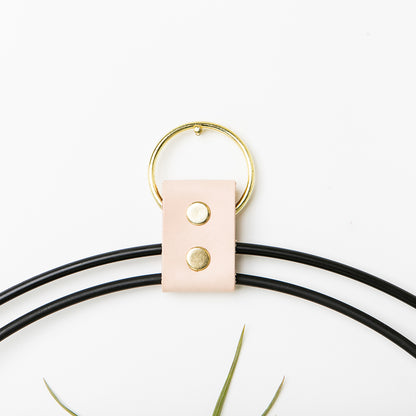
[[261, 376, 285, 416], [212, 326, 245, 416], [44, 326, 286, 415], [44, 378, 79, 416]]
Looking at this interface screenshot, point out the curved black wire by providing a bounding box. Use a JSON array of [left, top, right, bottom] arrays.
[[0, 244, 162, 305], [0, 273, 415, 359], [1, 243, 415, 309], [237, 243, 416, 308]]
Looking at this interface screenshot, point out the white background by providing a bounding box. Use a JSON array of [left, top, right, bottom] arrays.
[[0, 1, 415, 414]]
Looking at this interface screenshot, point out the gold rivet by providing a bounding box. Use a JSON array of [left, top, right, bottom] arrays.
[[194, 125, 202, 135], [186, 247, 210, 271], [186, 201, 210, 225]]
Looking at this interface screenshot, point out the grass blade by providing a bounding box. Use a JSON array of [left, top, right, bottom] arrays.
[[212, 326, 245, 416], [43, 378, 79, 416], [261, 376, 285, 416]]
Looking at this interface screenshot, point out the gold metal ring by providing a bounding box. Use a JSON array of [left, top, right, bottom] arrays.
[[148, 122, 255, 215]]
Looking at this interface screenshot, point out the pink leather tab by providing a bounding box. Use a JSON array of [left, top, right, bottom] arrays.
[[162, 180, 236, 292]]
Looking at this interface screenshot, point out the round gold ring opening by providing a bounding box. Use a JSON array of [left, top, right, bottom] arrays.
[[148, 122, 255, 215]]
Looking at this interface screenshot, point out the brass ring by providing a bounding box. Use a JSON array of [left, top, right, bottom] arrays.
[[148, 122, 255, 215]]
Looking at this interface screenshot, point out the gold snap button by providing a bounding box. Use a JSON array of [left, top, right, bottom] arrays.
[[186, 247, 211, 271], [186, 202, 210, 225]]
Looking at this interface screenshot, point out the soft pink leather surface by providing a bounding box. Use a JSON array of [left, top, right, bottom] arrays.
[[162, 180, 236, 292]]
